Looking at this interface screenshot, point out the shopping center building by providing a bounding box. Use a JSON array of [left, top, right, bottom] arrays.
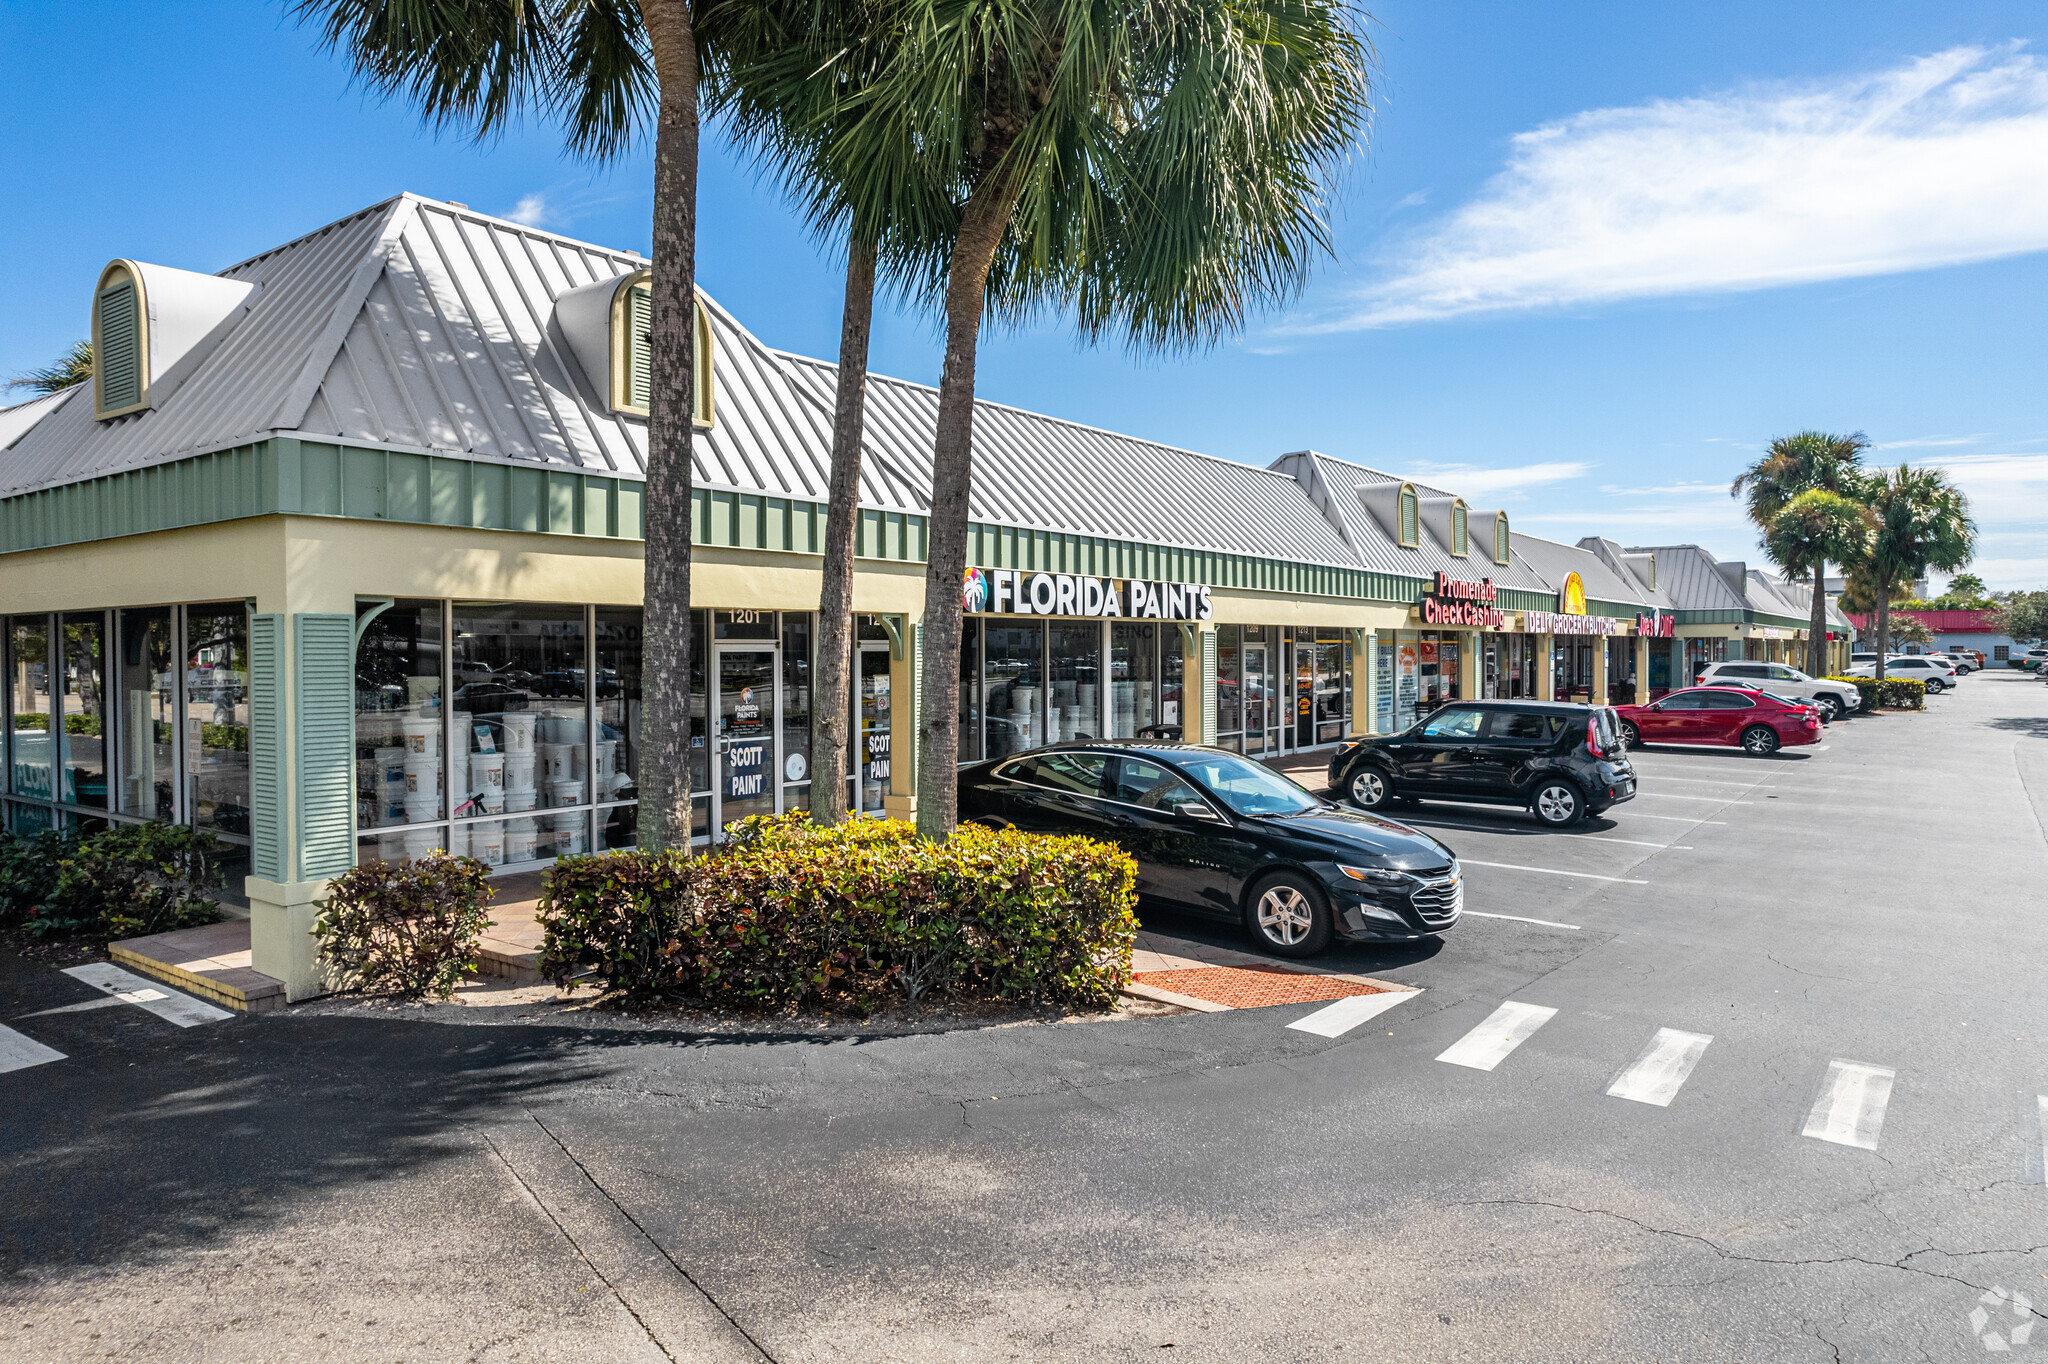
[[0, 196, 1848, 997]]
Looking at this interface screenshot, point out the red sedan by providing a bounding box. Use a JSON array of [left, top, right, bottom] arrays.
[[1613, 686, 1823, 756]]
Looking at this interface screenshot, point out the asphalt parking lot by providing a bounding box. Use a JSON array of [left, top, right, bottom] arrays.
[[4, 671, 2046, 1363]]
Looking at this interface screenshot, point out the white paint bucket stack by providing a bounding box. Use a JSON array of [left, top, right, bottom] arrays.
[[469, 752, 505, 813], [505, 816, 538, 863], [471, 821, 504, 866], [546, 809, 587, 855]]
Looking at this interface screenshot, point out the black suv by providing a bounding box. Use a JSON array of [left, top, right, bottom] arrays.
[[1330, 700, 1635, 827]]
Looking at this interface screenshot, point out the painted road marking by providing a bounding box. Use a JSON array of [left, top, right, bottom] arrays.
[[0, 1023, 66, 1074], [1287, 988, 1420, 1039], [1636, 793, 1754, 803], [1569, 835, 1691, 849], [1632, 775, 1764, 787], [1606, 1028, 1714, 1106], [2038, 1096, 2048, 1185], [62, 963, 232, 1028], [1801, 1060, 1895, 1150], [1463, 911, 1582, 930], [1437, 1001, 1559, 1071], [16, 996, 131, 1019], [1623, 814, 1728, 824], [1459, 859, 1650, 885]]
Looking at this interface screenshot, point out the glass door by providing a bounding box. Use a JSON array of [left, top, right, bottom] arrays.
[[852, 643, 891, 815], [712, 646, 779, 839], [1293, 643, 1315, 749], [1242, 645, 1268, 754]]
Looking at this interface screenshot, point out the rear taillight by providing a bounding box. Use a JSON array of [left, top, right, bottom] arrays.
[[1586, 716, 1601, 757]]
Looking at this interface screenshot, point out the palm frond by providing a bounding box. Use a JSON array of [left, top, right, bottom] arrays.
[[7, 340, 92, 396]]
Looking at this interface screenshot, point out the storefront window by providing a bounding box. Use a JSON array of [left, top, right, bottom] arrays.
[[1314, 640, 1343, 744], [9, 617, 54, 802], [355, 600, 445, 865], [1394, 635, 1420, 731], [855, 636, 892, 812], [184, 604, 249, 837], [1216, 625, 1242, 750], [781, 612, 812, 810], [1243, 635, 1272, 753], [1684, 637, 1726, 683], [594, 606, 641, 846], [60, 613, 108, 809], [117, 607, 175, 820], [1048, 621, 1101, 743], [1110, 622, 1157, 738], [984, 622, 1044, 759], [451, 603, 587, 868], [958, 618, 983, 765], [1373, 638, 1394, 734], [1161, 631, 1186, 734]]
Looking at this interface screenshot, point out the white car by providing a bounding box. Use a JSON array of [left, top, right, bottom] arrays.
[[1695, 662, 1861, 721], [1844, 655, 1958, 692], [1920, 651, 1971, 675]]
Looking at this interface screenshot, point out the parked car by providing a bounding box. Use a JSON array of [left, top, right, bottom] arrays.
[[2018, 648, 2048, 671], [958, 742, 1460, 957], [1922, 651, 1972, 675], [1613, 686, 1824, 756], [1330, 700, 1634, 828], [1695, 661, 1861, 721], [1843, 655, 1958, 692]]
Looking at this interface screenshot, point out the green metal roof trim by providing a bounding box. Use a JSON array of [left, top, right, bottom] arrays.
[[0, 437, 1443, 607]]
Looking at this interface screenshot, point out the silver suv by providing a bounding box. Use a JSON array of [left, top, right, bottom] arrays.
[[1696, 661, 1861, 720]]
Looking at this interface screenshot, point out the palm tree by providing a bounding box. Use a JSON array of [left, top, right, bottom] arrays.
[[1762, 488, 1869, 675], [702, 0, 955, 826], [1731, 431, 1868, 676], [829, 0, 1373, 838], [7, 340, 93, 396], [296, 0, 705, 850], [1855, 464, 1976, 686]]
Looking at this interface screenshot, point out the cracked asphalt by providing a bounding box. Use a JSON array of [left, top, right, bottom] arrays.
[[4, 671, 2046, 1362]]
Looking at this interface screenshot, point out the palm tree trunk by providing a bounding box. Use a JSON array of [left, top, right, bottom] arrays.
[[809, 235, 878, 828], [1808, 564, 1828, 676], [1873, 591, 1890, 691], [636, 0, 700, 852], [914, 170, 1022, 842]]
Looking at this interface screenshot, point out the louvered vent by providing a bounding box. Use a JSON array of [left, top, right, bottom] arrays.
[[1399, 488, 1419, 547], [1452, 503, 1468, 556], [626, 283, 653, 412], [96, 278, 142, 416]]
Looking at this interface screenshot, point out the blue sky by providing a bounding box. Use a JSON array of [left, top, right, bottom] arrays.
[[4, 1, 2046, 587]]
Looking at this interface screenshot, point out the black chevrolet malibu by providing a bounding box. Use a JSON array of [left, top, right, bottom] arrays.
[[957, 742, 1459, 958]]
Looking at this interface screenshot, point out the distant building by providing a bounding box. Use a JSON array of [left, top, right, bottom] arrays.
[[1842, 608, 2024, 663]]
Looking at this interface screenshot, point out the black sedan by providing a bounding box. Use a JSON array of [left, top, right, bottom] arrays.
[[958, 742, 1460, 958]]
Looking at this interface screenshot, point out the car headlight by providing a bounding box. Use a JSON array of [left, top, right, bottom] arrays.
[[1339, 864, 1412, 886]]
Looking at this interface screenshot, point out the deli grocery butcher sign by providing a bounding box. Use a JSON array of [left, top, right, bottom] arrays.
[[963, 568, 1215, 621]]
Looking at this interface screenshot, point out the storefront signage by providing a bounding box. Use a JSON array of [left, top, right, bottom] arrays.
[[961, 567, 1214, 621], [1527, 611, 1620, 636], [1421, 572, 1505, 628], [1561, 572, 1588, 616], [1636, 611, 1676, 638], [725, 740, 767, 799]]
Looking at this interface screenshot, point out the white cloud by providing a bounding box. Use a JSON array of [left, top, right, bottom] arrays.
[[1314, 45, 2048, 330], [1399, 459, 1591, 497], [1874, 433, 1987, 449], [506, 193, 551, 227]]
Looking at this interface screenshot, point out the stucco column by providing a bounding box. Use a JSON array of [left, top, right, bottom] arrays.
[[1460, 632, 1481, 700], [1536, 635, 1556, 701], [1592, 637, 1610, 705], [883, 619, 919, 821], [1634, 633, 1651, 702]]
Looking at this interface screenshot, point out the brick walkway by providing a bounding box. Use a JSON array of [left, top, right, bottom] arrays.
[[1131, 964, 1387, 1010]]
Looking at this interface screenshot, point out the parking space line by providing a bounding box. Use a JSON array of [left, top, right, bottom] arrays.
[[1631, 775, 1765, 787], [61, 963, 233, 1027], [1607, 1028, 1714, 1106], [1462, 910, 1582, 930], [1623, 814, 1728, 824], [1801, 1060, 1895, 1150], [0, 1023, 67, 1073], [1286, 988, 1421, 1039], [1438, 1000, 1558, 1071], [1570, 835, 1691, 850], [1636, 793, 1753, 803], [16, 996, 130, 1019], [1459, 859, 1650, 885], [2038, 1096, 2048, 1185]]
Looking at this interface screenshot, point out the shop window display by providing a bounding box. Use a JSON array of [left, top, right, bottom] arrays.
[[183, 604, 250, 837], [1048, 621, 1102, 743], [1110, 622, 1157, 738], [8, 616, 53, 802], [117, 607, 175, 820], [958, 618, 983, 765], [984, 622, 1044, 759], [1215, 625, 1242, 750], [354, 600, 446, 865], [450, 603, 588, 867], [780, 613, 812, 810], [60, 613, 108, 808]]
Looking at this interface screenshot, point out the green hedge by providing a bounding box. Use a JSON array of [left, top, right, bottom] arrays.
[[538, 813, 1139, 1011], [1825, 675, 1927, 710], [0, 823, 225, 941], [314, 853, 497, 1000]]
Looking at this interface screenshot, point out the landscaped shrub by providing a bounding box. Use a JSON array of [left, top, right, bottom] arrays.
[[537, 814, 1139, 1011], [313, 853, 497, 1000], [0, 828, 72, 928], [1825, 675, 1927, 711], [26, 822, 226, 941]]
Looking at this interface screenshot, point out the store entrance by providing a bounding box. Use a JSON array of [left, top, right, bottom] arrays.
[[851, 642, 891, 815], [1242, 644, 1270, 754], [711, 645, 780, 839], [1292, 643, 1316, 751]]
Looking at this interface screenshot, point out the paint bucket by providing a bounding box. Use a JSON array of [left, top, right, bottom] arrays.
[[538, 743, 569, 783], [547, 810, 587, 855], [551, 780, 585, 807], [505, 817, 538, 863], [471, 822, 504, 865], [400, 716, 441, 758], [469, 752, 505, 793], [402, 794, 440, 826], [503, 754, 536, 790], [374, 745, 407, 778], [503, 785, 537, 813], [501, 711, 538, 754], [568, 744, 587, 780], [593, 740, 618, 780], [401, 759, 440, 796], [481, 787, 505, 815]]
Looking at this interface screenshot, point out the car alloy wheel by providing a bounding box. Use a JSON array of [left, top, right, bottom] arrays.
[[1618, 719, 1641, 747], [1348, 767, 1393, 810], [1532, 781, 1581, 827], [1247, 874, 1333, 958], [1814, 696, 1841, 722], [1741, 725, 1780, 756]]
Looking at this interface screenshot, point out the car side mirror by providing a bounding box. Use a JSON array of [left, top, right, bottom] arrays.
[[1181, 802, 1225, 823]]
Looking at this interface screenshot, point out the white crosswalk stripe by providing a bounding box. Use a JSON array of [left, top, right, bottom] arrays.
[[1801, 1059, 1895, 1150], [1286, 988, 1420, 1038], [1606, 1028, 1713, 1106], [0, 1022, 67, 1073], [1437, 1000, 1558, 1071], [61, 963, 232, 1028]]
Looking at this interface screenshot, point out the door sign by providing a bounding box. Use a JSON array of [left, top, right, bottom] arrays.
[[726, 741, 767, 799]]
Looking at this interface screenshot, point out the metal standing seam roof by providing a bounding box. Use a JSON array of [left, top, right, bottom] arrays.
[[0, 386, 78, 453], [1508, 531, 1656, 609]]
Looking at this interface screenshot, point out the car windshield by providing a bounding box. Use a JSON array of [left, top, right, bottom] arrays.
[[1176, 753, 1324, 817]]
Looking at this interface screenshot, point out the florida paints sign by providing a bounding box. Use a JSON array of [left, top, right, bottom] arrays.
[[1422, 571, 1505, 628], [964, 567, 1214, 621]]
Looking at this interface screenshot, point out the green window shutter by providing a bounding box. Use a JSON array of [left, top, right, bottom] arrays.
[[1400, 492, 1418, 547], [1496, 516, 1510, 564], [1452, 505, 1467, 556], [249, 614, 285, 882], [294, 613, 356, 880], [627, 285, 652, 412], [909, 623, 923, 797], [1201, 629, 1219, 746], [97, 280, 142, 415]]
